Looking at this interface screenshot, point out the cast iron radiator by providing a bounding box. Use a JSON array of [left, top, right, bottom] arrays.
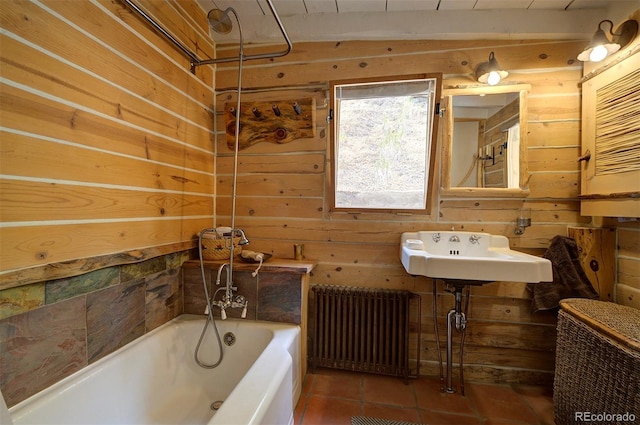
[[310, 285, 420, 379]]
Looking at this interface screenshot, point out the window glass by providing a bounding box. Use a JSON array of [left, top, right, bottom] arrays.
[[331, 74, 441, 212]]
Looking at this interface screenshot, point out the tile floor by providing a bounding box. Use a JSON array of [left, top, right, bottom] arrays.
[[294, 368, 555, 425]]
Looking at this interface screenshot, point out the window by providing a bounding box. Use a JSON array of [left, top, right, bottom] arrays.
[[330, 74, 441, 213]]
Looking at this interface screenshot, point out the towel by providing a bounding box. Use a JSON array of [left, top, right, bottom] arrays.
[[528, 235, 598, 312]]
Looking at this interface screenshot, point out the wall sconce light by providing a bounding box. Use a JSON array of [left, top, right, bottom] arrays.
[[475, 51, 508, 86], [514, 208, 531, 235], [578, 19, 638, 62]]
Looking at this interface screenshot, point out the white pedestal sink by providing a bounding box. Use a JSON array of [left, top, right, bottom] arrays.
[[400, 231, 552, 283]]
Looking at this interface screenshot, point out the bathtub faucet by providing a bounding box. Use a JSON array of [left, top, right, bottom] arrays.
[[212, 263, 248, 319], [213, 294, 248, 320], [215, 263, 229, 286]]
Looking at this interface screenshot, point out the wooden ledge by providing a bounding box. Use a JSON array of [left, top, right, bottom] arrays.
[[183, 258, 316, 274]]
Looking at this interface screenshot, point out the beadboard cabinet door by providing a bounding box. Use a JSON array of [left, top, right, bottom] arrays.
[[580, 52, 640, 217]]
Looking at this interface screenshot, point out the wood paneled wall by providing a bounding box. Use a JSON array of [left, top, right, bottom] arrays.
[[2, 0, 636, 386], [214, 39, 593, 384], [617, 222, 640, 309], [0, 0, 215, 288]]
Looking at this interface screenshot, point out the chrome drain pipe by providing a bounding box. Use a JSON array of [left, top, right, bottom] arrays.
[[445, 308, 456, 393], [442, 282, 470, 395]]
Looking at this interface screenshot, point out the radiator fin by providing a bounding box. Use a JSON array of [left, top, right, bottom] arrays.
[[310, 285, 419, 379]]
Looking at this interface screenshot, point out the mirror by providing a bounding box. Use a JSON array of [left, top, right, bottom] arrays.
[[441, 84, 531, 197]]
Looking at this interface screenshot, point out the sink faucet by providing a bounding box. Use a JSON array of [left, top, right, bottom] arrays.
[[449, 235, 460, 243]]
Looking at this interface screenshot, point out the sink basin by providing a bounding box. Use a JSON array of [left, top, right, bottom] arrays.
[[400, 231, 552, 283]]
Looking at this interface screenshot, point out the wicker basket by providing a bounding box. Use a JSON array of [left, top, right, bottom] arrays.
[[554, 298, 640, 424], [201, 231, 242, 260]]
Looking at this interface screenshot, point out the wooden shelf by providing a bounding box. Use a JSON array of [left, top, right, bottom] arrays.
[[183, 257, 316, 274]]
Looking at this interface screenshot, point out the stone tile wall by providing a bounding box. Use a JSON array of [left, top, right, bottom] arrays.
[[182, 263, 303, 324], [0, 251, 191, 408]]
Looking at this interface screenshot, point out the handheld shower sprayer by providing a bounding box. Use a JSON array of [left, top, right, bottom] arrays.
[[233, 228, 250, 246]]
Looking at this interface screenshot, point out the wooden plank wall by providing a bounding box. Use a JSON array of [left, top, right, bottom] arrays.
[[0, 0, 215, 287], [215, 39, 593, 384], [617, 222, 640, 309], [2, 0, 636, 385]]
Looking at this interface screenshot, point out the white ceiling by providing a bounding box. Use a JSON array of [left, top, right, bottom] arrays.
[[194, 0, 640, 43]]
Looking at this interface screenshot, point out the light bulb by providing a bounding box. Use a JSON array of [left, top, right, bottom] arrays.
[[589, 45, 609, 62], [487, 71, 501, 86]]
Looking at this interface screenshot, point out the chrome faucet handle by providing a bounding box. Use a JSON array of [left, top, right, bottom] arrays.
[[432, 233, 441, 243], [233, 295, 248, 318], [469, 235, 481, 244]]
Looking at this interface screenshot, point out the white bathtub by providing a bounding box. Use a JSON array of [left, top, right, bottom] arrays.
[[7, 315, 301, 425]]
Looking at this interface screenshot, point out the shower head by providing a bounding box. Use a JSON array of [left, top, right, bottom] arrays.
[[199, 0, 290, 67], [207, 8, 233, 35]]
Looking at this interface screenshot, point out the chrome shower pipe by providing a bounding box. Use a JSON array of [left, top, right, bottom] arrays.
[[120, 0, 292, 72], [121, 0, 200, 64], [226, 6, 244, 298]]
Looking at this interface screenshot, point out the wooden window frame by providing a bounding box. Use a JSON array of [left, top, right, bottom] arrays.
[[328, 73, 442, 215]]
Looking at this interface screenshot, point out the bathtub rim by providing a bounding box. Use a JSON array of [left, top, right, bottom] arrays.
[[9, 314, 302, 424]]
